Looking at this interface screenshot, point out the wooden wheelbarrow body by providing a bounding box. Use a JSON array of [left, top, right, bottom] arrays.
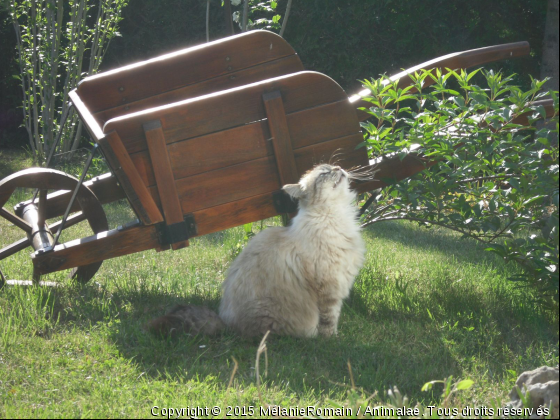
[[1, 30, 549, 283]]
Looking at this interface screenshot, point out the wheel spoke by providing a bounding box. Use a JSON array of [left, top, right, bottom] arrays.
[[0, 237, 31, 260], [0, 207, 32, 233], [50, 211, 87, 234], [37, 188, 47, 227], [0, 168, 108, 284]]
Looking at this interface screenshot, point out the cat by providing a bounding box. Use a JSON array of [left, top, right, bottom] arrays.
[[148, 163, 366, 338]]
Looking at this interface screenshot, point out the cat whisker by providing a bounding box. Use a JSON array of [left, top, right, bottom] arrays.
[[346, 165, 379, 181], [328, 149, 345, 166]]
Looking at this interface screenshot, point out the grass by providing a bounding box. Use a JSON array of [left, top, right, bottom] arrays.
[[0, 149, 558, 418]]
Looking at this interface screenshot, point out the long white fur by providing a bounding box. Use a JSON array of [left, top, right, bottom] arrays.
[[219, 164, 366, 337]]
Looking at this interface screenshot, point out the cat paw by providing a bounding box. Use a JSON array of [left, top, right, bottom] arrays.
[[318, 325, 337, 337]]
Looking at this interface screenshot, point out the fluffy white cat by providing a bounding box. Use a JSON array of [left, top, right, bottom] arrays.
[[148, 163, 366, 338]]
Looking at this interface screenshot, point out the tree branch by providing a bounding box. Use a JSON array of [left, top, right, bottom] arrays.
[[361, 215, 504, 244], [279, 0, 292, 38]]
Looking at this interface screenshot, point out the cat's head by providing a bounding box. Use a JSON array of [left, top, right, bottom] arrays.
[[282, 164, 355, 208]]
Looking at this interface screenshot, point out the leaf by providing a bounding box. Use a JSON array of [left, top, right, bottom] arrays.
[[243, 223, 253, 234], [455, 379, 474, 391], [421, 381, 440, 392], [466, 68, 483, 82], [522, 195, 546, 206]]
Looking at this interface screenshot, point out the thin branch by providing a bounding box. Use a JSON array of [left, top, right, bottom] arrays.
[[223, 0, 235, 35], [361, 215, 503, 244], [279, 0, 292, 38], [242, 0, 249, 32], [456, 173, 519, 185], [10, 6, 35, 156], [30, 1, 42, 155], [359, 193, 377, 216], [206, 0, 210, 42]]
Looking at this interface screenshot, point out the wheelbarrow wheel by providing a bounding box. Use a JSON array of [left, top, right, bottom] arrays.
[[0, 168, 108, 284]]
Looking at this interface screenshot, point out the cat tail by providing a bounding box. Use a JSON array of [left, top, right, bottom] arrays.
[[146, 305, 225, 338]]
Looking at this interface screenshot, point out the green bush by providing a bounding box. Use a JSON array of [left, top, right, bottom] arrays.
[[360, 68, 559, 309]]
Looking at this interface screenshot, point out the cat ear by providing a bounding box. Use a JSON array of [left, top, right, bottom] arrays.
[[282, 183, 304, 199]]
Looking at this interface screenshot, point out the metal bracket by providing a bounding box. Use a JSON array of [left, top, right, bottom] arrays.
[[156, 213, 197, 246], [117, 219, 142, 232], [272, 190, 298, 214]]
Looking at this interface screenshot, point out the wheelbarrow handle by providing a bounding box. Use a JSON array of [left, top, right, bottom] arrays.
[[350, 41, 531, 121]]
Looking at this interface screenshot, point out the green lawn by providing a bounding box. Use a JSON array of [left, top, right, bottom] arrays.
[[0, 150, 558, 418]]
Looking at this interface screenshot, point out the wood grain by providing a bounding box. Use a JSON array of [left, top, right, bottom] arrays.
[[78, 30, 301, 114], [293, 133, 369, 175], [33, 224, 162, 274], [99, 131, 163, 225], [142, 134, 367, 216], [144, 120, 189, 249], [103, 72, 349, 154], [68, 90, 104, 142], [129, 99, 362, 187], [94, 55, 304, 125], [32, 193, 280, 274], [263, 91, 299, 186]]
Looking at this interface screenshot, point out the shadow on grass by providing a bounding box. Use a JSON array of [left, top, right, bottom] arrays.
[[0, 149, 34, 178], [55, 279, 554, 404], [4, 266, 556, 405]]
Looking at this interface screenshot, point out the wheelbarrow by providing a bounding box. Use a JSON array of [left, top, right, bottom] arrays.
[[0, 30, 550, 286]]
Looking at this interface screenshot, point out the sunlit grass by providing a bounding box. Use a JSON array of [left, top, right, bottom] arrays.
[[0, 151, 557, 418]]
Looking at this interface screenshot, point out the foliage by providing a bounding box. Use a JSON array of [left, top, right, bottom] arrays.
[[359, 68, 559, 308], [6, 0, 128, 158], [230, 0, 284, 33]]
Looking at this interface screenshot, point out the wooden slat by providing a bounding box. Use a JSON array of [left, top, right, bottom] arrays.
[[172, 155, 280, 215], [0, 237, 30, 260], [130, 99, 362, 187], [144, 120, 189, 250], [354, 153, 435, 194], [33, 224, 161, 274], [68, 90, 104, 142], [193, 192, 278, 236], [98, 131, 163, 225], [78, 30, 300, 114], [94, 55, 304, 125], [144, 134, 368, 215], [103, 72, 349, 154], [32, 194, 280, 275], [0, 207, 32, 233], [263, 91, 299, 186], [293, 133, 369, 175], [287, 99, 361, 149]]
